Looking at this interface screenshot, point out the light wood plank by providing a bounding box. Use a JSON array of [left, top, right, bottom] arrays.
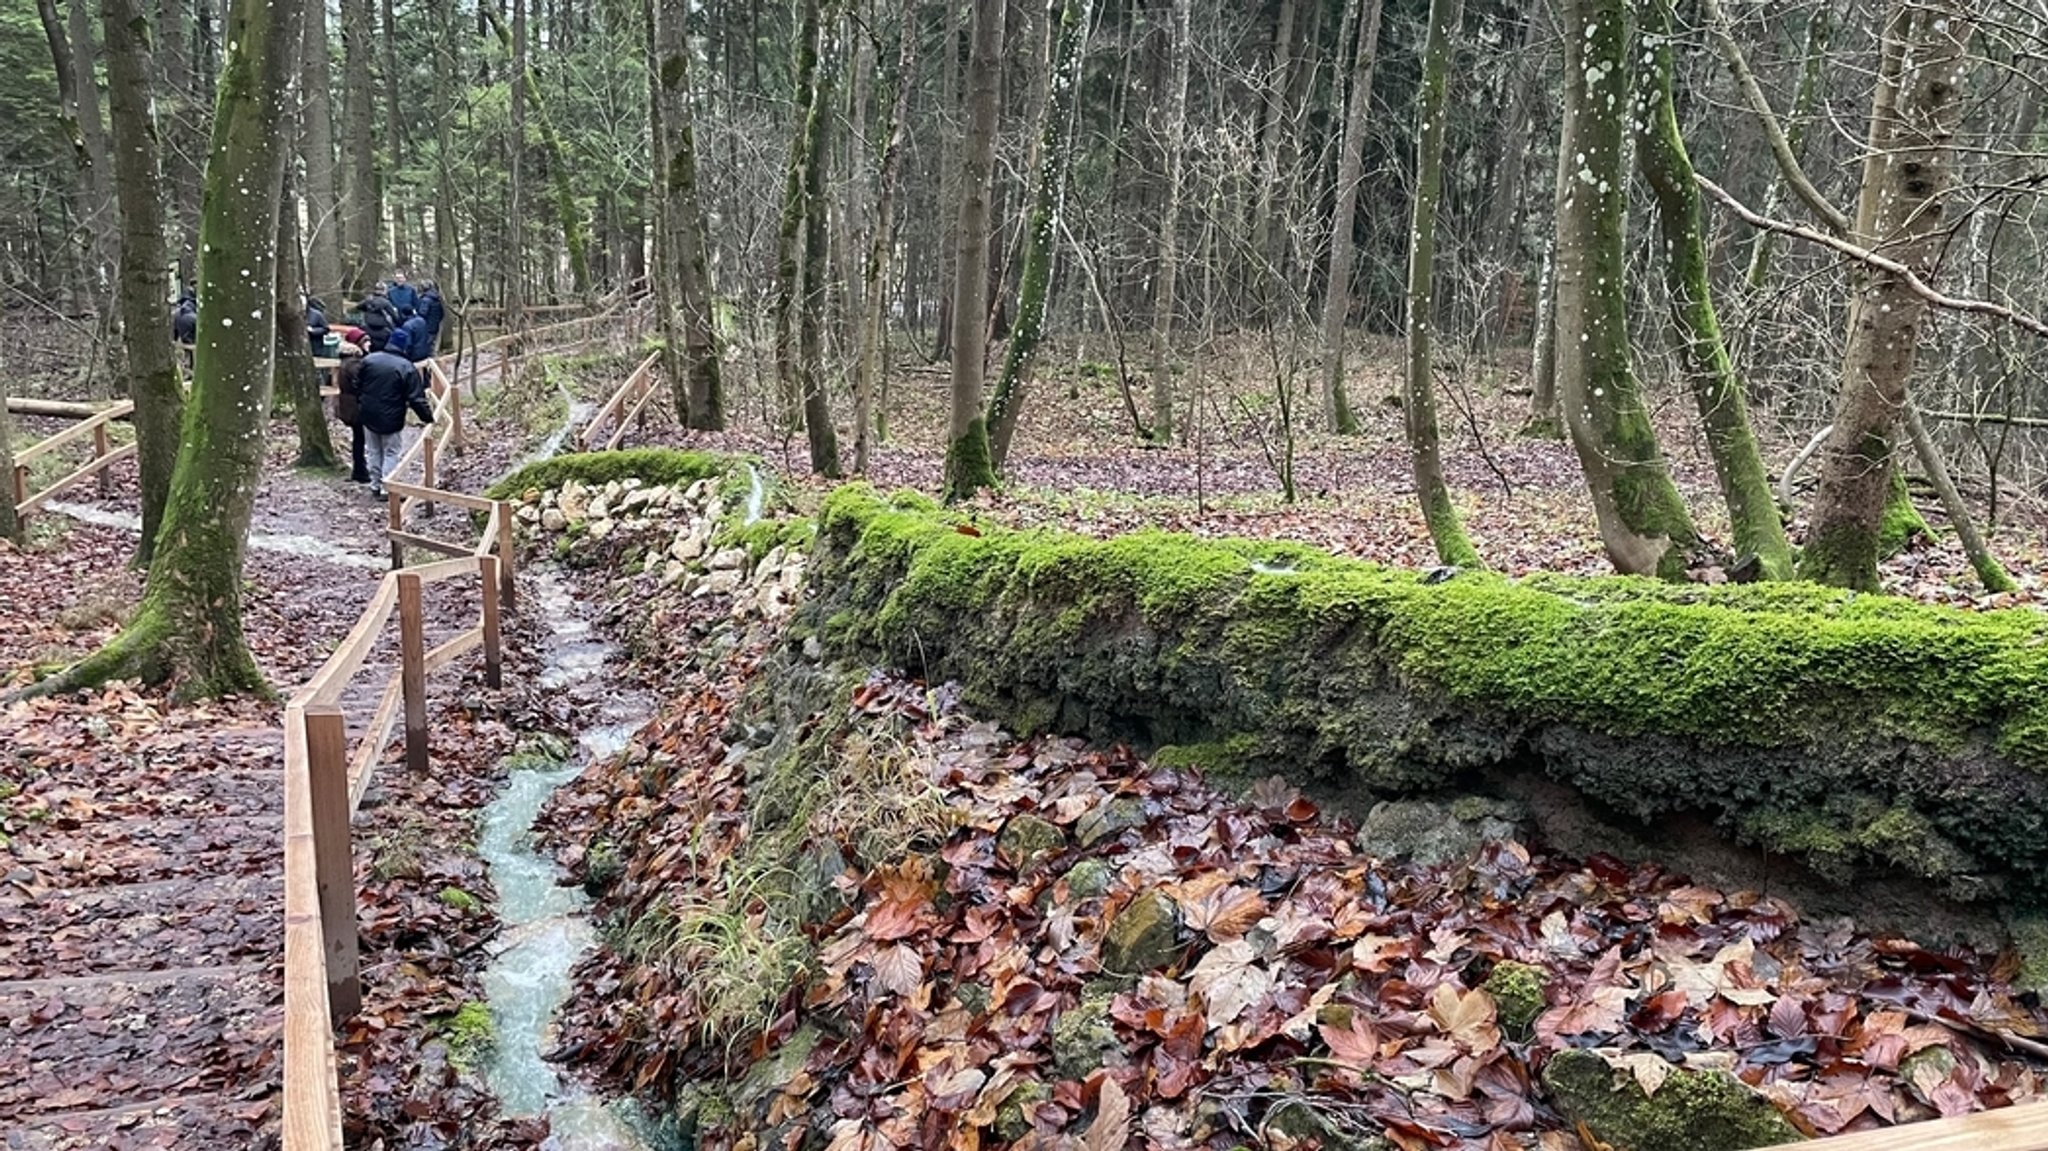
[[282, 707, 346, 1151], [302, 707, 358, 1021], [347, 673, 404, 813], [1768, 1104, 2048, 1150], [422, 626, 483, 676], [19, 443, 136, 514], [385, 479, 496, 512], [292, 577, 398, 709], [387, 528, 471, 560], [397, 573, 428, 774], [15, 403, 134, 466]]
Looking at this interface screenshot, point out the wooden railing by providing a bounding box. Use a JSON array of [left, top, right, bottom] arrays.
[[578, 350, 662, 451], [1766, 1104, 2048, 1149], [11, 400, 137, 520], [283, 348, 520, 1151]]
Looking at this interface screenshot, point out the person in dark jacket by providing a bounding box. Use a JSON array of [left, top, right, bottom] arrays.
[[358, 288, 398, 352], [356, 328, 434, 498], [387, 272, 418, 319], [416, 282, 444, 353], [334, 341, 370, 482], [399, 315, 431, 364], [306, 297, 331, 357], [171, 294, 197, 345]]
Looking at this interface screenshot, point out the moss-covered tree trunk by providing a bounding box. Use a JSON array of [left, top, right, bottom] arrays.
[[983, 0, 1090, 473], [855, 0, 919, 474], [300, 0, 340, 296], [1904, 404, 2014, 592], [798, 16, 842, 479], [44, 0, 304, 699], [1315, 0, 1385, 436], [1554, 0, 1701, 580], [1635, 0, 1791, 581], [1403, 0, 1479, 568], [276, 162, 334, 468], [652, 0, 725, 430], [101, 0, 186, 564], [482, 6, 592, 301], [942, 0, 1004, 502], [1147, 0, 1191, 444], [772, 0, 824, 435], [1800, 0, 1972, 590]]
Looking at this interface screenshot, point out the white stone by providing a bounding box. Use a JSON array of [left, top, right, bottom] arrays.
[[707, 547, 747, 572], [704, 568, 744, 594], [585, 518, 615, 542], [670, 532, 705, 562], [541, 508, 567, 531]]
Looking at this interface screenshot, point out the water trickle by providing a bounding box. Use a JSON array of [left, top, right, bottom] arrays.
[[43, 500, 386, 571], [476, 568, 658, 1146], [743, 463, 765, 526]]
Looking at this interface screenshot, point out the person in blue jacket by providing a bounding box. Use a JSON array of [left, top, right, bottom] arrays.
[[386, 271, 418, 320], [400, 315, 431, 364], [416, 281, 445, 354]]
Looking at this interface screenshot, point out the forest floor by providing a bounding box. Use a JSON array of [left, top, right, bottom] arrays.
[[2, 317, 2046, 1147]]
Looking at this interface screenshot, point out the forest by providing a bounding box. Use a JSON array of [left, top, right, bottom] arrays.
[[5, 0, 2048, 1148]]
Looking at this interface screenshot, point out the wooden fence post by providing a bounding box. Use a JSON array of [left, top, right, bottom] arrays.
[[479, 555, 503, 689], [494, 500, 517, 611], [301, 704, 361, 1023], [387, 490, 404, 569], [397, 571, 428, 774], [447, 381, 464, 449], [12, 463, 27, 509], [422, 433, 437, 495], [93, 423, 111, 497]]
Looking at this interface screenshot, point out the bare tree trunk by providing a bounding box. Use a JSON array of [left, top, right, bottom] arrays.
[[0, 370, 18, 546], [930, 0, 963, 364], [942, 0, 1005, 500], [1801, 0, 1973, 589], [652, 0, 725, 429], [799, 9, 842, 477], [301, 0, 341, 296], [101, 0, 186, 562], [37, 0, 107, 317], [1554, 0, 1700, 579], [1248, 0, 1297, 294], [277, 161, 334, 467], [1637, 0, 1792, 580], [1742, 6, 1831, 292], [158, 0, 202, 274], [1903, 404, 2014, 592], [47, 0, 306, 698], [379, 0, 407, 267], [773, 0, 825, 434], [1404, 0, 1478, 568], [340, 0, 377, 293], [1147, 0, 1191, 444], [1316, 0, 1384, 435], [507, 0, 526, 325], [855, 0, 919, 473]]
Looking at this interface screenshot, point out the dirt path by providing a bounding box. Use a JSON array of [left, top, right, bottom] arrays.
[[0, 351, 527, 1148]]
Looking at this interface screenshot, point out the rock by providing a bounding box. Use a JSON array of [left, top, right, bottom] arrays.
[[994, 1081, 1050, 1141], [587, 496, 611, 522], [1102, 889, 1181, 974], [2008, 913, 2048, 997], [1050, 987, 1118, 1079], [670, 531, 705, 562], [1483, 960, 1550, 1032], [684, 478, 712, 502], [516, 503, 540, 524], [779, 557, 806, 595], [1902, 1045, 1959, 1109], [622, 486, 658, 511], [1357, 795, 1526, 866], [707, 547, 747, 572], [1062, 858, 1112, 901], [1542, 1048, 1802, 1151], [602, 480, 624, 503], [662, 560, 688, 586], [997, 813, 1066, 870], [540, 508, 567, 532], [585, 518, 614, 542], [557, 483, 589, 523], [702, 569, 744, 596], [801, 635, 824, 662], [521, 488, 542, 505], [1075, 797, 1147, 848]]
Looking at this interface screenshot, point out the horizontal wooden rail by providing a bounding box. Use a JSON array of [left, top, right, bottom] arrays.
[[387, 479, 495, 512], [1767, 1103, 2048, 1149], [580, 351, 660, 451], [16, 401, 133, 465], [20, 443, 135, 515]]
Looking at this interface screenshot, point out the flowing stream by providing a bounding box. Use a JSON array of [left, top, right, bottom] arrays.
[[476, 568, 659, 1146], [42, 499, 388, 572]]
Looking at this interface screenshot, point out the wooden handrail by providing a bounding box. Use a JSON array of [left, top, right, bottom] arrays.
[[1766, 1103, 2048, 1149], [580, 351, 660, 451], [15, 402, 133, 466]]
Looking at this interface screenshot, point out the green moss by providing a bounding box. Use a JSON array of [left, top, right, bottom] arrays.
[[713, 517, 815, 565], [443, 1001, 495, 1071], [438, 885, 481, 912], [484, 448, 731, 503], [803, 485, 2048, 895], [1483, 961, 1550, 1033], [2008, 914, 2048, 996], [1880, 468, 1931, 557], [1543, 1048, 1802, 1150]]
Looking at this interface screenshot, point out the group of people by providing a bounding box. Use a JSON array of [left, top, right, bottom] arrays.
[[315, 273, 445, 499]]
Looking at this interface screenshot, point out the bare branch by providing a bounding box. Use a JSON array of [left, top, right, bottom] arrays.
[[1697, 0, 1851, 237], [1697, 174, 2048, 340]]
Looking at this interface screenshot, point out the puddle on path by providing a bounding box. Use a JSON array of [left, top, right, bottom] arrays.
[[43, 500, 387, 572], [477, 568, 660, 1147]]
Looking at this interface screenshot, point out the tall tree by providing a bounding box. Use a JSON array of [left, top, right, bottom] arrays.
[[47, 0, 307, 697], [1554, 0, 1700, 579], [1402, 0, 1478, 568], [158, 0, 202, 270], [1800, 0, 1973, 588], [100, 0, 186, 563], [340, 0, 377, 291], [1315, 0, 1385, 435], [984, 0, 1090, 472], [1147, 0, 1191, 443], [854, 0, 919, 473], [651, 0, 725, 430], [1248, 0, 1298, 290], [0, 369, 21, 547], [941, 0, 1005, 500], [277, 161, 334, 467], [37, 0, 109, 313], [301, 0, 341, 295], [798, 5, 842, 476], [1636, 0, 1792, 580], [507, 0, 527, 321], [379, 0, 407, 268], [772, 0, 826, 433]]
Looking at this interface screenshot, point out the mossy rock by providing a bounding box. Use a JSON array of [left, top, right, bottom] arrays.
[[442, 1001, 495, 1072], [997, 813, 1066, 871], [801, 485, 2048, 900], [1358, 796, 1525, 865], [1063, 858, 1113, 901], [1102, 889, 1181, 975], [1543, 1049, 1803, 1150], [1483, 960, 1549, 1033], [1050, 986, 1119, 1080], [485, 448, 731, 504], [995, 1080, 1051, 1141], [438, 886, 480, 912], [2009, 913, 2048, 996], [1075, 796, 1147, 848]]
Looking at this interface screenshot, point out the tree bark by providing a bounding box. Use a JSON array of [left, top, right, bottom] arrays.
[[37, 0, 107, 316], [799, 9, 842, 477], [942, 0, 1004, 501], [158, 0, 202, 274], [1316, 0, 1385, 435], [1636, 0, 1792, 581], [651, 0, 726, 430], [277, 161, 334, 468], [301, 0, 341, 296], [506, 0, 526, 323], [1741, 5, 1830, 291], [1800, 0, 1973, 589], [930, 0, 963, 364], [49, 0, 306, 699], [1147, 0, 1191, 444], [984, 0, 1090, 473], [1903, 404, 2013, 593], [101, 0, 186, 563], [0, 365, 21, 547], [1403, 0, 1478, 569], [855, 0, 920, 473], [340, 0, 378, 293], [1248, 0, 1297, 295], [1554, 0, 1700, 580], [379, 0, 407, 268], [772, 0, 825, 434]]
